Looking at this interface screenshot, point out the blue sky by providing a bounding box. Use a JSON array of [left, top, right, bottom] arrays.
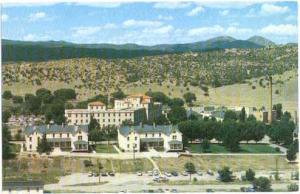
[[1, 1, 298, 45]]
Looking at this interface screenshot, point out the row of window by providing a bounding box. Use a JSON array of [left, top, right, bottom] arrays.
[[127, 144, 137, 148], [29, 132, 74, 142], [127, 133, 163, 141], [70, 112, 133, 118]]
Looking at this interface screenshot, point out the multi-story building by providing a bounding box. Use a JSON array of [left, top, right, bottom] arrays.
[[24, 124, 88, 152], [65, 94, 161, 127], [118, 124, 183, 152]]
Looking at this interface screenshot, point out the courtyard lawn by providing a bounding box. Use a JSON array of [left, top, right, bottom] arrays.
[[188, 143, 280, 154], [155, 155, 298, 172], [94, 144, 118, 153]]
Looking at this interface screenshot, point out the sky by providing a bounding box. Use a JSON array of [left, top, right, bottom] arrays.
[[1, 1, 298, 45]]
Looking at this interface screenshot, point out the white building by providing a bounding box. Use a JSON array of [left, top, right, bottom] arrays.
[[2, 181, 44, 194], [65, 94, 161, 127], [23, 124, 88, 152], [118, 124, 183, 152]]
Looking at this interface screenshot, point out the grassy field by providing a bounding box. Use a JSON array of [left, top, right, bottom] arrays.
[[94, 144, 118, 153], [154, 155, 298, 172], [3, 70, 297, 114], [125, 70, 298, 114], [188, 143, 281, 154], [3, 156, 153, 184]]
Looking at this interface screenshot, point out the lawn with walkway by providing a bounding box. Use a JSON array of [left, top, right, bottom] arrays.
[[94, 144, 118, 153], [188, 143, 281, 154]]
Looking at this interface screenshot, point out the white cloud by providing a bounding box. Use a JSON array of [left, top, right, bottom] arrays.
[[260, 3, 289, 15], [2, 14, 9, 22], [260, 24, 297, 36], [188, 25, 224, 36], [153, 2, 191, 9], [285, 15, 296, 21], [220, 10, 229, 16], [71, 2, 122, 8], [188, 25, 252, 37], [187, 6, 205, 16], [23, 33, 50, 41], [123, 19, 163, 28], [195, 0, 263, 9], [72, 23, 117, 36], [158, 15, 173, 21], [142, 25, 174, 35], [29, 12, 46, 21]]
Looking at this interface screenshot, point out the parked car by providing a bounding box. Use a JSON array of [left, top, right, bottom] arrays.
[[108, 171, 115, 176], [153, 177, 160, 182], [181, 171, 188, 176], [171, 171, 178, 176], [197, 171, 203, 176], [153, 171, 159, 176], [170, 189, 178, 193], [206, 188, 214, 192], [93, 172, 99, 177], [164, 172, 172, 177], [156, 188, 164, 193], [207, 169, 214, 175], [148, 171, 153, 176], [88, 171, 93, 177], [137, 171, 143, 176], [101, 172, 108, 176]]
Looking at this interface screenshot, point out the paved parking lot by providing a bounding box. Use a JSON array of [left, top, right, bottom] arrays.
[[44, 170, 296, 193]]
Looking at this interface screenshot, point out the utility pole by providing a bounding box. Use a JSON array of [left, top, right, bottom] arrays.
[[275, 157, 279, 180]]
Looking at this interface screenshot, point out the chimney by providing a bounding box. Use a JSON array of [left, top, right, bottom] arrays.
[[269, 76, 273, 124]]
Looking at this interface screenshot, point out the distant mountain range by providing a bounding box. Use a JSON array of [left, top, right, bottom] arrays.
[[1, 36, 293, 62]]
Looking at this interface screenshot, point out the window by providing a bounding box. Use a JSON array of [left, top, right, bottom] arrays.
[[27, 187, 30, 192], [81, 119, 83, 123], [60, 133, 62, 138], [37, 187, 39, 192], [134, 144, 137, 148], [76, 114, 78, 118], [29, 136, 32, 142], [86, 120, 88, 123], [67, 133, 69, 138], [135, 136, 137, 141], [78, 136, 82, 140], [152, 133, 154, 137], [159, 133, 161, 137], [103, 119, 105, 122], [127, 144, 129, 148], [37, 137, 40, 143], [29, 144, 32, 150], [53, 133, 55, 138], [68, 113, 71, 117], [127, 137, 130, 141], [125, 113, 127, 116], [145, 133, 147, 137], [172, 135, 177, 140]]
